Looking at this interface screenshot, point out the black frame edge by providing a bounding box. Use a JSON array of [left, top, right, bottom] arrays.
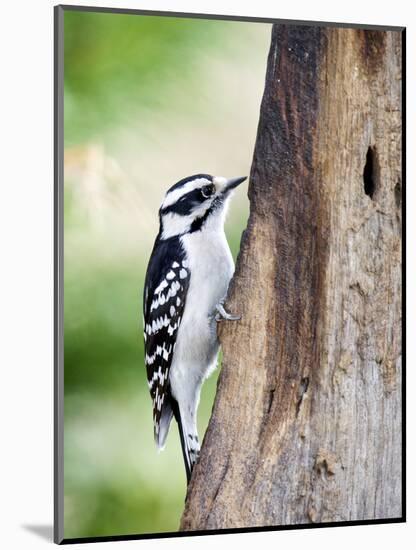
[[61, 517, 405, 545], [56, 3, 405, 32], [401, 26, 406, 523], [54, 4, 65, 546]]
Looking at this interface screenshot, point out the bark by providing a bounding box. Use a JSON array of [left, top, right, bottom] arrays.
[[180, 24, 403, 530]]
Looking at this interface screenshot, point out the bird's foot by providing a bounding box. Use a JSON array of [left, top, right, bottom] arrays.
[[215, 301, 241, 322]]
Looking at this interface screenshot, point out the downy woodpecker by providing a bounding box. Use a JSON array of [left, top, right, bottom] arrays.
[[143, 174, 245, 482]]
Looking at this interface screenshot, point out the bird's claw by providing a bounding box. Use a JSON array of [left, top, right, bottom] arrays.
[[215, 302, 241, 322]]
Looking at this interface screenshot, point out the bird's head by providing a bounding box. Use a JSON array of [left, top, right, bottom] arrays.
[[158, 174, 246, 240]]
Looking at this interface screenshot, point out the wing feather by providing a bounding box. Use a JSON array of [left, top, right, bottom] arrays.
[[143, 237, 189, 444]]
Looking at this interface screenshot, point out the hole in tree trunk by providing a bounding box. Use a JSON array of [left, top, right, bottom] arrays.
[[394, 181, 401, 209], [363, 146, 376, 199]]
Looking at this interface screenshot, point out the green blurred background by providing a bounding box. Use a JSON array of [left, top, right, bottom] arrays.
[[63, 8, 270, 539]]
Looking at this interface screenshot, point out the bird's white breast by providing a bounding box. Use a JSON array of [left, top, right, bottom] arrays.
[[169, 225, 234, 401], [183, 227, 234, 326]]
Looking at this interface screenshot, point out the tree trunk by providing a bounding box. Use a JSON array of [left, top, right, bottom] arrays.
[[181, 24, 403, 530]]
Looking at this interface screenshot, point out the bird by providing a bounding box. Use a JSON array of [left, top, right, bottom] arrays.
[[143, 173, 246, 483]]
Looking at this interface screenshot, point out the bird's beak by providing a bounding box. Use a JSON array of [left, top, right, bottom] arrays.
[[225, 176, 247, 191], [214, 176, 247, 195]]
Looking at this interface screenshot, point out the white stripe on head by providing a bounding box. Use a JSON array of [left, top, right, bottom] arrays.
[[161, 212, 192, 240], [161, 177, 212, 209], [161, 197, 219, 239]]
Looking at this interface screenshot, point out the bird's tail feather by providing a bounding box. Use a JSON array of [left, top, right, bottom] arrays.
[[171, 398, 199, 484], [155, 401, 174, 451]]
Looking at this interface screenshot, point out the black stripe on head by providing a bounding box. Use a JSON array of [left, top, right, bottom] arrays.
[[166, 174, 213, 195], [161, 188, 203, 216], [189, 195, 224, 233]]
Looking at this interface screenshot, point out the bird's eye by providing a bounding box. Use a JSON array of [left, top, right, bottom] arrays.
[[201, 184, 215, 198]]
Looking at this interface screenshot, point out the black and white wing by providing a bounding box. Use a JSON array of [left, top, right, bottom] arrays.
[[143, 236, 190, 447]]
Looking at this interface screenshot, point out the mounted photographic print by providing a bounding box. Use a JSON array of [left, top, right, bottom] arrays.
[[54, 4, 405, 544]]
